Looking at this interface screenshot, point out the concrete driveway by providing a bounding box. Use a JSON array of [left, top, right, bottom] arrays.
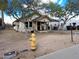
[[36, 44, 79, 59]]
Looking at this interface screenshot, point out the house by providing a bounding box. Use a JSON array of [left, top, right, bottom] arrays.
[[13, 13, 65, 32], [13, 15, 50, 32]]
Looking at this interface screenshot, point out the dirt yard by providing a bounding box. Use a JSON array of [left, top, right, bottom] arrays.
[[0, 29, 79, 59]]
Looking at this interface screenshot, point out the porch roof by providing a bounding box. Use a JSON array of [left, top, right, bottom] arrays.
[[50, 19, 60, 22]]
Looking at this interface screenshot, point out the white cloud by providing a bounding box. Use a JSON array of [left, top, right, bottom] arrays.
[[41, 0, 58, 3], [0, 11, 16, 24], [51, 0, 58, 3], [4, 15, 16, 24]]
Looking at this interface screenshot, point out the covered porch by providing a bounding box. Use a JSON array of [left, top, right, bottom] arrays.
[[31, 16, 50, 32]]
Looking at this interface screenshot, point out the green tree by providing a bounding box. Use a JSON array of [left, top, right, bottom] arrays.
[[10, 0, 42, 19], [65, 0, 79, 23], [49, 2, 64, 17]]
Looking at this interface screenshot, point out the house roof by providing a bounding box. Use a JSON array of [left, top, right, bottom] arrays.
[[13, 19, 19, 22], [13, 14, 60, 23], [32, 15, 50, 22], [32, 15, 60, 22]]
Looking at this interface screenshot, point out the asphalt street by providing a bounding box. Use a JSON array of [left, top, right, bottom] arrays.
[[36, 44, 79, 59]]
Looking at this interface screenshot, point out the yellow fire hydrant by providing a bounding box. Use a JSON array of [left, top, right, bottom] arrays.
[[30, 31, 37, 51]]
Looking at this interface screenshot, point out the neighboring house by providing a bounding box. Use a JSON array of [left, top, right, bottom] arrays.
[[48, 16, 64, 30], [49, 20, 60, 30], [64, 15, 79, 30]]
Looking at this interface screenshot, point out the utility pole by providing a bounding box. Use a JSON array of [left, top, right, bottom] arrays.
[[70, 23, 73, 42]]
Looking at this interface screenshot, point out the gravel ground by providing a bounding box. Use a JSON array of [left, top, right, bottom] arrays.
[[0, 29, 79, 59]]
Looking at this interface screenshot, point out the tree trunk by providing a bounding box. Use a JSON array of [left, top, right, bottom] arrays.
[[1, 10, 5, 28]]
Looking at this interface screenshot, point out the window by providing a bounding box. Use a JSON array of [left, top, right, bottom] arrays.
[[25, 22, 28, 28], [25, 22, 32, 28], [29, 22, 32, 27]]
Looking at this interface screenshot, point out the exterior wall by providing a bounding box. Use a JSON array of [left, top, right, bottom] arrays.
[[32, 21, 48, 31], [13, 18, 49, 32], [40, 23, 47, 31], [49, 22, 59, 30], [24, 22, 33, 32], [32, 22, 37, 31]]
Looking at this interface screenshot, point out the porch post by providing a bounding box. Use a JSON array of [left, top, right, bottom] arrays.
[[36, 22, 37, 31], [48, 22, 49, 31], [28, 22, 29, 29], [40, 23, 42, 31]]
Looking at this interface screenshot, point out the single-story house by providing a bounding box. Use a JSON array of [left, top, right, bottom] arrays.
[[13, 15, 51, 32], [13, 15, 63, 32]]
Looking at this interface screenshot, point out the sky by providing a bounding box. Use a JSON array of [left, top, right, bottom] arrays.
[[0, 0, 68, 24], [0, 11, 16, 24], [42, 0, 68, 7]]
